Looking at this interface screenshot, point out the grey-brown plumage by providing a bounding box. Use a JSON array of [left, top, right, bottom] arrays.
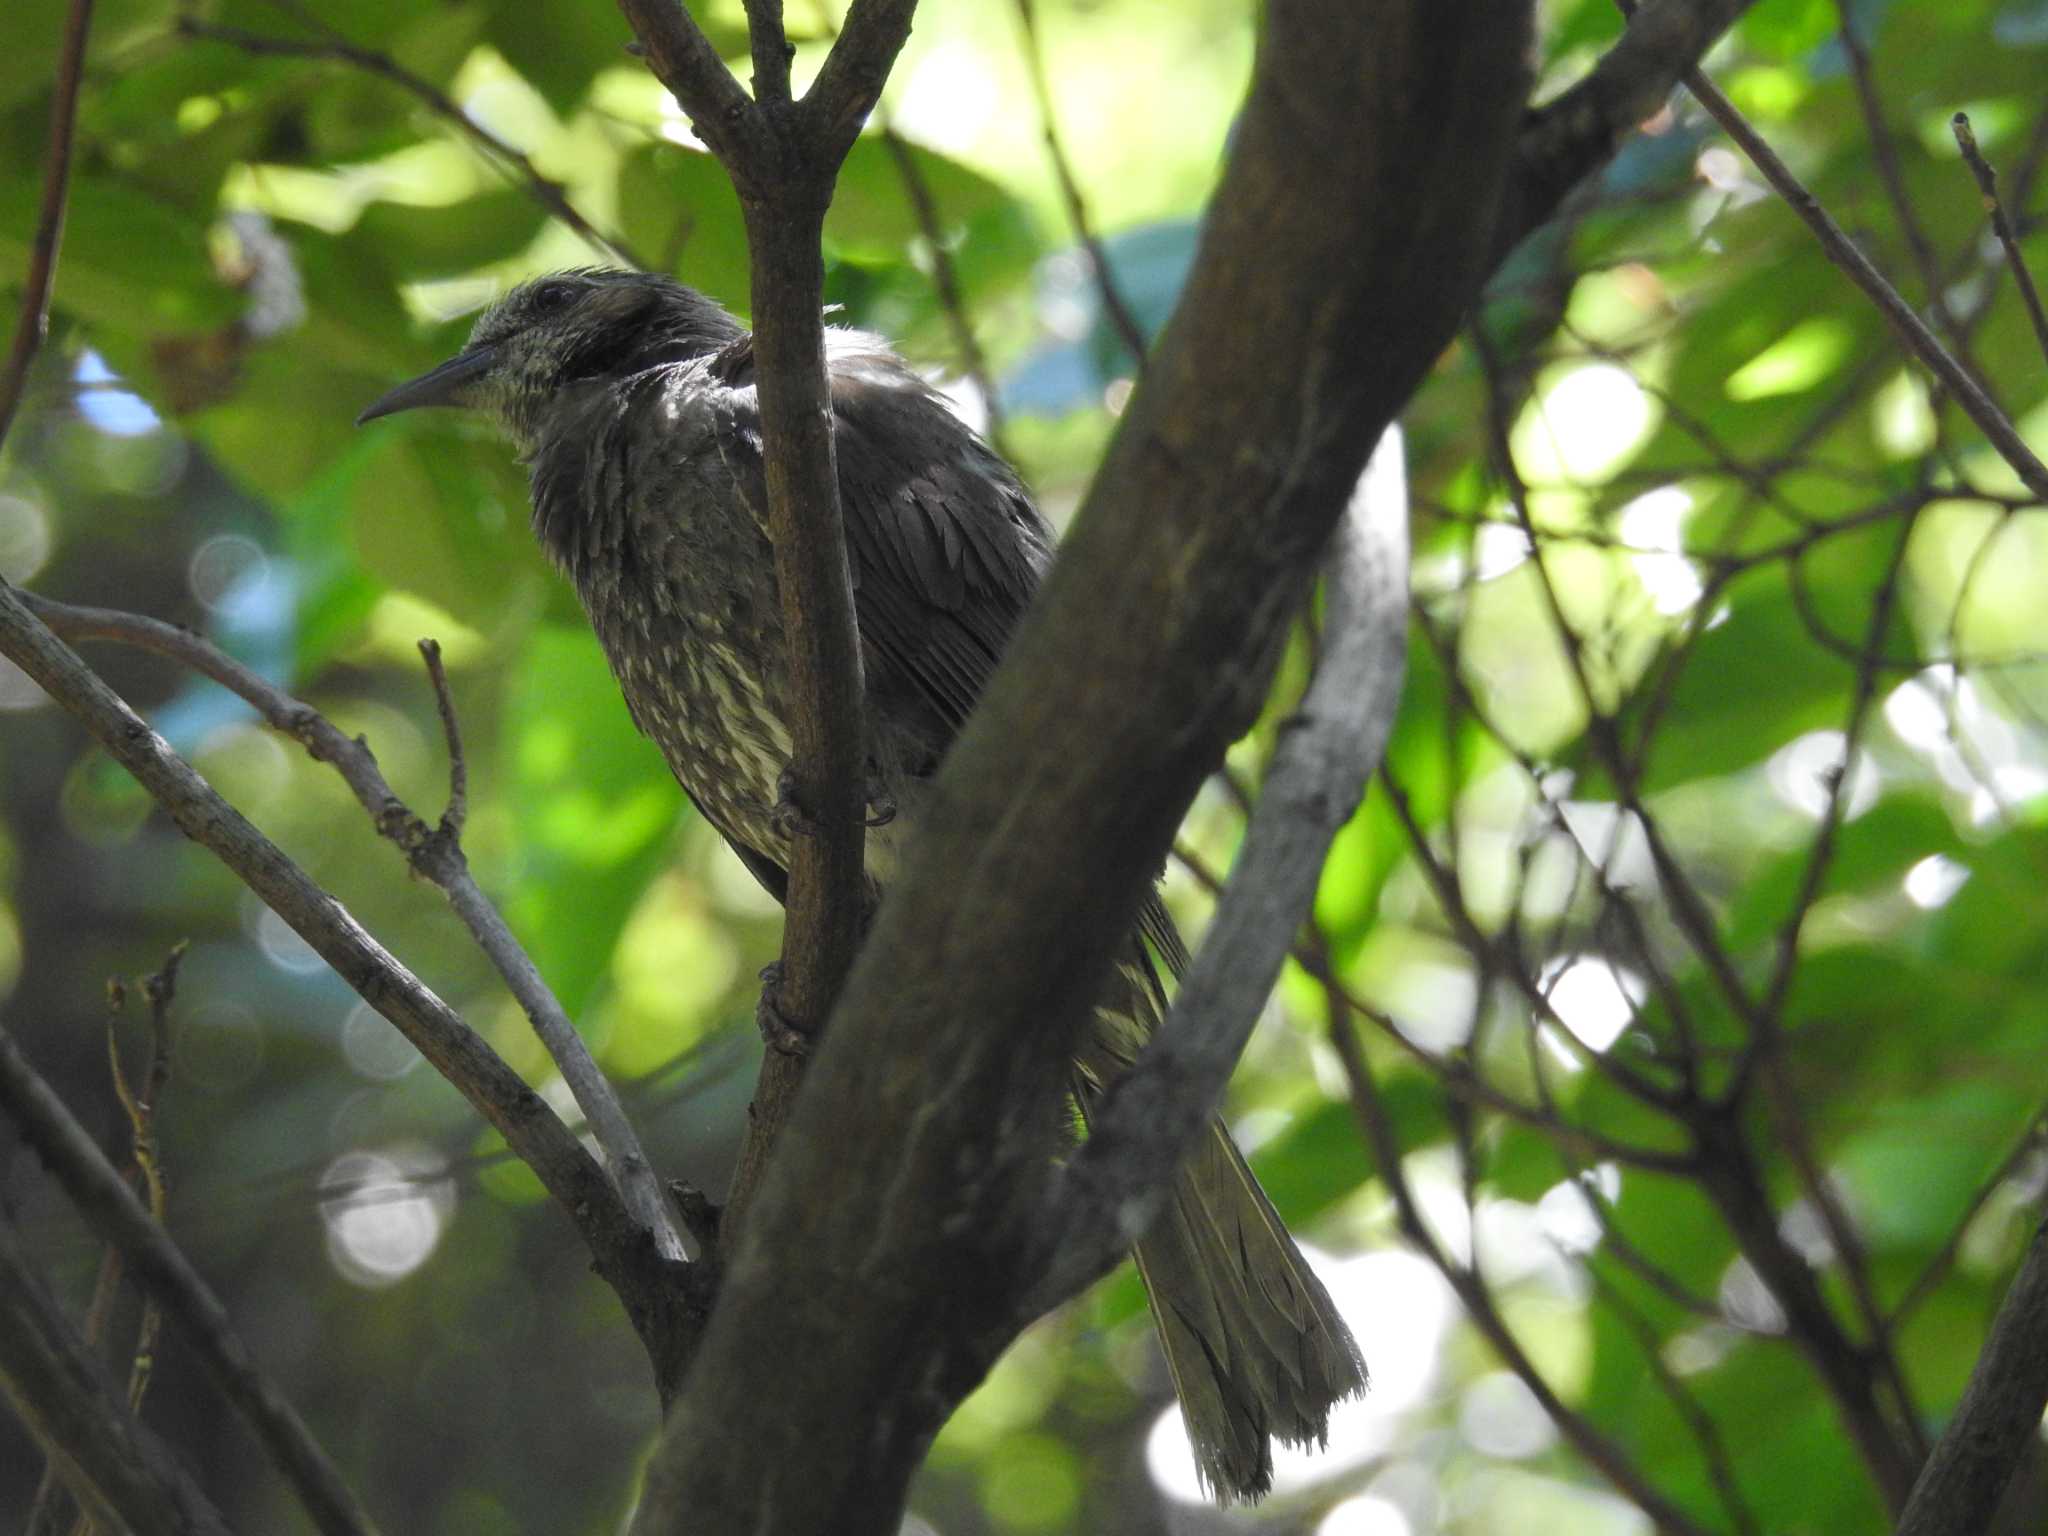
[[359, 268, 1365, 1501]]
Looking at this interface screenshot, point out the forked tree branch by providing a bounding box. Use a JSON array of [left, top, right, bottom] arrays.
[[630, 5, 1532, 1530], [0, 579, 703, 1381], [614, 0, 919, 1235], [24, 596, 687, 1271]]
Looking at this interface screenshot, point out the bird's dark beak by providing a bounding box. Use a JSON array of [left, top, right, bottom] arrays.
[[355, 344, 500, 426]]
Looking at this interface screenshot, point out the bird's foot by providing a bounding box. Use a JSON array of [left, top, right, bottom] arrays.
[[773, 764, 896, 834], [771, 766, 817, 842], [754, 962, 811, 1057]]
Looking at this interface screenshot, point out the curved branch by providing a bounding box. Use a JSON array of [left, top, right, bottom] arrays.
[[1032, 426, 1410, 1307], [0, 1029, 378, 1536]]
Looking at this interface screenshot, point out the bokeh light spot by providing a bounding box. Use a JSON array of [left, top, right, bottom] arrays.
[[320, 1148, 453, 1288]]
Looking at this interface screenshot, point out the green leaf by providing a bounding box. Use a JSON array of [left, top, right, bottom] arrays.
[[503, 628, 686, 1016], [1624, 568, 1852, 793], [827, 137, 1016, 260], [616, 143, 750, 308], [356, 190, 550, 279]]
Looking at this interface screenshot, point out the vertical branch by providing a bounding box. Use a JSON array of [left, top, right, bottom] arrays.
[[613, 0, 919, 1237], [719, 193, 871, 1230], [0, 0, 92, 449]]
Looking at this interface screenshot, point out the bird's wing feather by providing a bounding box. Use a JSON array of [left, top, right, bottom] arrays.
[[827, 367, 1051, 732], [701, 335, 1188, 973]]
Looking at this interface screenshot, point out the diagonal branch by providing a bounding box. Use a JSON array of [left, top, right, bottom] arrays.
[[1895, 1218, 2048, 1536], [1013, 0, 1149, 372], [1952, 113, 2048, 371], [1681, 68, 2048, 501], [0, 1028, 379, 1536], [613, 0, 764, 170], [799, 0, 919, 164], [1031, 426, 1409, 1308], [175, 17, 640, 269], [0, 1213, 236, 1536]]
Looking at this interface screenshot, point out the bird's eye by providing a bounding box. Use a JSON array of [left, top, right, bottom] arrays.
[[529, 280, 576, 313]]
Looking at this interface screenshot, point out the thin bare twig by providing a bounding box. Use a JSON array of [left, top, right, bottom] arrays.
[[1893, 1115, 2048, 1331], [107, 946, 186, 1423], [1833, 1, 1965, 359], [0, 583, 671, 1320], [175, 16, 640, 269], [0, 1027, 378, 1536], [1012, 0, 1149, 373], [1952, 113, 2048, 372], [21, 952, 181, 1536], [1170, 838, 1697, 1175], [1682, 70, 2048, 501], [1329, 994, 1714, 1536], [417, 639, 468, 836], [0, 0, 92, 450], [1582, 1255, 1764, 1536], [1733, 512, 1930, 1463], [879, 121, 1009, 451]]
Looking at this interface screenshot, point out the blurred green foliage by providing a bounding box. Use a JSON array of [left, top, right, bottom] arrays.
[[4, 0, 2048, 1532]]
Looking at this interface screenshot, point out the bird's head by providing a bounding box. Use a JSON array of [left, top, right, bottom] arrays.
[[356, 268, 744, 447]]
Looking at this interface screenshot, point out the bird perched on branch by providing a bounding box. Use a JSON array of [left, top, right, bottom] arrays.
[[359, 268, 1365, 1501]]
